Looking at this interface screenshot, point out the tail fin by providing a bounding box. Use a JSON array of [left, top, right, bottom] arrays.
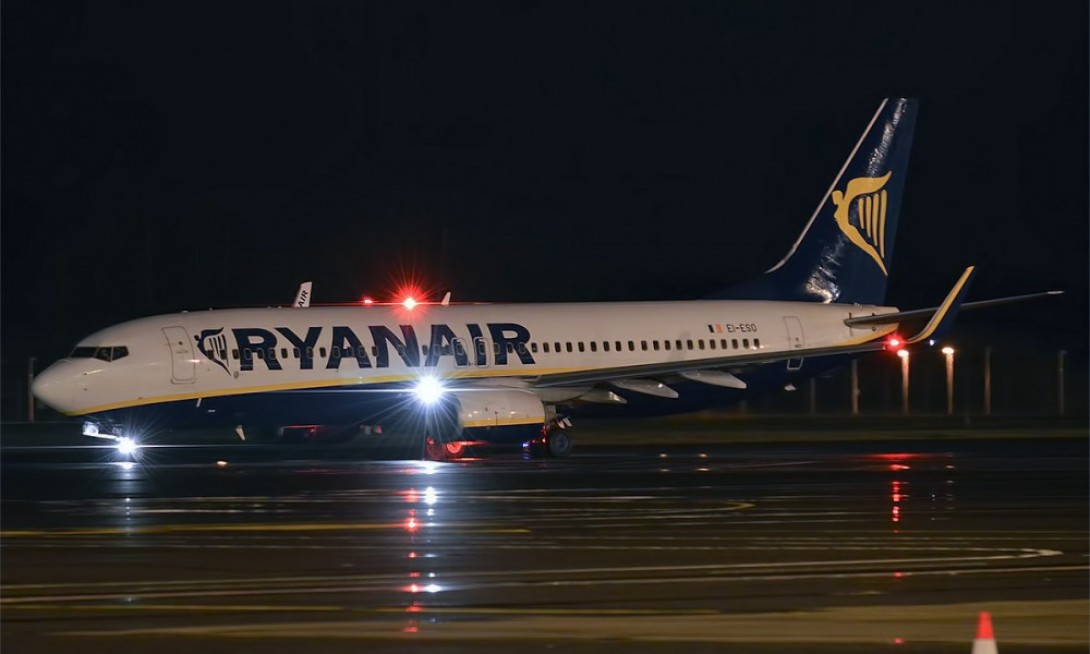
[[715, 98, 918, 304]]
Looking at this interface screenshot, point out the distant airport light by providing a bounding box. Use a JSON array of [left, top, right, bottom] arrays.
[[402, 296, 418, 310], [941, 346, 955, 356], [413, 376, 445, 405], [887, 337, 901, 349], [362, 296, 374, 305], [897, 349, 909, 359]]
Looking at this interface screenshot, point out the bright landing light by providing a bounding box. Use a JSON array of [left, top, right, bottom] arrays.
[[413, 376, 445, 405], [116, 436, 139, 456]]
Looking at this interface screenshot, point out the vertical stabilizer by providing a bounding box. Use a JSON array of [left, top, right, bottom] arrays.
[[716, 98, 918, 304]]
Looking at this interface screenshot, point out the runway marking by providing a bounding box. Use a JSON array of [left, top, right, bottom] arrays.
[[2, 603, 719, 617], [0, 522, 530, 538], [54, 599, 1090, 645], [2, 552, 1073, 605]]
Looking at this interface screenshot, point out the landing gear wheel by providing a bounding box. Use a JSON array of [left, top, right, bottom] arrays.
[[546, 430, 573, 458]]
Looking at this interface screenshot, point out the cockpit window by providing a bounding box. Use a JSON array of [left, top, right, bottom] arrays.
[[70, 346, 129, 362]]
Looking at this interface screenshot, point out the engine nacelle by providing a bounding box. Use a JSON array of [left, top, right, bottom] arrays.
[[450, 389, 545, 430]]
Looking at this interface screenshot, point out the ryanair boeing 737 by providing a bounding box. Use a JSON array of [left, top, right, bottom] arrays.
[[31, 99, 1057, 458]]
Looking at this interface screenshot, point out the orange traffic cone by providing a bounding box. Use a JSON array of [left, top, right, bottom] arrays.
[[971, 611, 998, 654]]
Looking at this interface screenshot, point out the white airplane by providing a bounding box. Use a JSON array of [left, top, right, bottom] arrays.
[[31, 98, 1057, 458]]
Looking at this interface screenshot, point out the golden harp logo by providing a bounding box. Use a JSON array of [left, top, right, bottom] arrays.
[[831, 171, 892, 275]]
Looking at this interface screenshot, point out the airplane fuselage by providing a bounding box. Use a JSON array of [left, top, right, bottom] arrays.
[[32, 300, 896, 432]]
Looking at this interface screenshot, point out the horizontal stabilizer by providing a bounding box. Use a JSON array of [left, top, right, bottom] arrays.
[[845, 290, 1063, 328]]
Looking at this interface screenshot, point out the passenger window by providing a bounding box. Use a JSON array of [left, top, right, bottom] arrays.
[[754, 338, 761, 348], [603, 341, 610, 352], [743, 338, 750, 349], [372, 346, 378, 356], [709, 340, 716, 350], [664, 340, 671, 351], [306, 347, 314, 358], [319, 347, 327, 358], [566, 342, 573, 353], [578, 342, 585, 352], [686, 340, 693, 350], [615, 341, 622, 351], [421, 345, 429, 357], [243, 349, 252, 360], [732, 339, 738, 349], [531, 343, 538, 353], [720, 339, 727, 349], [628, 340, 635, 351], [676, 339, 682, 350], [698, 340, 705, 350], [506, 343, 514, 354], [590, 342, 597, 352], [331, 347, 340, 358], [493, 343, 500, 355], [653, 340, 660, 351], [268, 348, 277, 360], [255, 349, 265, 360], [281, 348, 288, 359], [232, 349, 240, 360], [543, 342, 550, 353], [556, 342, 562, 352], [517, 343, 527, 355], [292, 347, 300, 358]]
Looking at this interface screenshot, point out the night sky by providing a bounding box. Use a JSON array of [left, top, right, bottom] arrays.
[[3, 2, 1087, 414]]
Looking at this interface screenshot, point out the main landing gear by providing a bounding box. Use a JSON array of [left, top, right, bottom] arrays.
[[525, 415, 574, 459]]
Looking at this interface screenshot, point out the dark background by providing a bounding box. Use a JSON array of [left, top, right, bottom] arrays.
[[3, 1, 1086, 418]]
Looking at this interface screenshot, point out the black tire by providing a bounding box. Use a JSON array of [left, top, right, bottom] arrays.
[[547, 430, 573, 458]]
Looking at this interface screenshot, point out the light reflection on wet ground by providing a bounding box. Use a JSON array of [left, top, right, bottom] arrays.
[[1, 437, 1087, 653]]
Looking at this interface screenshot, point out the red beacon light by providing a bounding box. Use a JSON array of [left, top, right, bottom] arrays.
[[362, 296, 375, 306], [886, 335, 905, 352], [402, 296, 418, 310]]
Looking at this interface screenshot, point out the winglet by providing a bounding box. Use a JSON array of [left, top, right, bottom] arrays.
[[440, 291, 451, 306], [293, 281, 312, 308], [904, 266, 975, 344]]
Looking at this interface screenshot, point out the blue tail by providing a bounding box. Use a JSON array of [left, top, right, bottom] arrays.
[[715, 98, 918, 305]]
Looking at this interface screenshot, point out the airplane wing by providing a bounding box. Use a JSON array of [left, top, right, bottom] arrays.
[[529, 267, 975, 389]]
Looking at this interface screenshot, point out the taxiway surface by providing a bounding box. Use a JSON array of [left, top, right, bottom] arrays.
[[2, 435, 1086, 653]]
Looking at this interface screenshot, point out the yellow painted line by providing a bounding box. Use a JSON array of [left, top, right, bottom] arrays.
[[3, 521, 425, 536], [2, 604, 341, 612], [372, 607, 721, 616], [3, 603, 718, 617]]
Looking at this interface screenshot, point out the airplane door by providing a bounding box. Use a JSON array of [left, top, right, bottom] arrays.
[[472, 336, 490, 368], [783, 317, 804, 372], [162, 326, 196, 384]]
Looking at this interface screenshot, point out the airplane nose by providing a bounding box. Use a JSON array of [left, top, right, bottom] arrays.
[[31, 366, 74, 412]]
